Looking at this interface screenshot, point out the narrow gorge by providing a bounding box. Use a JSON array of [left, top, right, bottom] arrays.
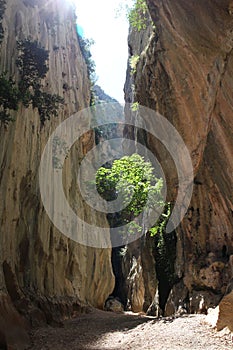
[[0, 0, 232, 349]]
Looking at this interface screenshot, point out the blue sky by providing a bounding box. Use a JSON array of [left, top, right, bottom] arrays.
[[74, 0, 130, 103]]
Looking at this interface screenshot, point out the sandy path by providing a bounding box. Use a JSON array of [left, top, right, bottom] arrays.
[[29, 309, 232, 349]]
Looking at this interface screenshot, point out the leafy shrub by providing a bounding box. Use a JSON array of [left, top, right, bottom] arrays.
[[0, 73, 19, 110], [0, 110, 13, 123], [149, 203, 171, 236], [17, 39, 49, 91], [117, 0, 155, 32], [0, 73, 19, 123], [32, 90, 64, 124], [128, 0, 148, 31], [131, 101, 139, 111], [129, 55, 140, 75]]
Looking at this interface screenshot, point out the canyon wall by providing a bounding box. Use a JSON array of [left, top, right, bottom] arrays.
[[0, 0, 114, 348], [124, 0, 233, 314]]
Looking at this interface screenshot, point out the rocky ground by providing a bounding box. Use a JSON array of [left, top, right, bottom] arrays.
[[29, 309, 233, 349]]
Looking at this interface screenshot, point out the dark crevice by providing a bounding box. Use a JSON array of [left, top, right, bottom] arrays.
[[111, 247, 128, 308], [154, 230, 178, 312], [2, 261, 21, 302]]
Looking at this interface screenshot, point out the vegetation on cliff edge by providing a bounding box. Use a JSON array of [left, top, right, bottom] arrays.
[[0, 39, 64, 125]]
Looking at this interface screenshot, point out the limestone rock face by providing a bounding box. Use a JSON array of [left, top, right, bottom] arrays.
[[124, 0, 233, 312], [189, 291, 222, 315], [165, 281, 189, 316], [113, 235, 158, 314], [217, 280, 233, 331], [0, 0, 114, 346], [217, 291, 233, 332]]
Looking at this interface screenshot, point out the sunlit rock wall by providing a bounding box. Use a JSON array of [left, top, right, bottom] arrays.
[[0, 0, 114, 347], [124, 0, 233, 314]]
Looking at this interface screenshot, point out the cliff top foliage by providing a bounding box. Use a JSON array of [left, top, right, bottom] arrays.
[[128, 0, 148, 31], [77, 34, 97, 105], [77, 34, 96, 83], [0, 38, 63, 125], [116, 0, 149, 31]]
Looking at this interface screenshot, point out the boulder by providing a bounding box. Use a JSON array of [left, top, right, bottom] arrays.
[[164, 281, 189, 316], [189, 291, 222, 314], [105, 297, 124, 313], [0, 293, 29, 350]]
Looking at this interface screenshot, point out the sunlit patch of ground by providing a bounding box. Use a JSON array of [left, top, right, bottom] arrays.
[[29, 309, 232, 350]]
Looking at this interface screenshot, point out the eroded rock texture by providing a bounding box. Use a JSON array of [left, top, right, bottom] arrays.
[[0, 0, 114, 347], [124, 0, 233, 314], [121, 236, 158, 314], [217, 290, 233, 331]]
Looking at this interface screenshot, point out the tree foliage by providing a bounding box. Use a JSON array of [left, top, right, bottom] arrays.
[[96, 154, 164, 233]]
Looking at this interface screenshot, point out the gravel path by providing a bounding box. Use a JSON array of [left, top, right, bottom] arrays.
[[29, 309, 233, 349]]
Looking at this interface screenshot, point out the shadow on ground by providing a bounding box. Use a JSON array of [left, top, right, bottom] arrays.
[[29, 309, 168, 349]]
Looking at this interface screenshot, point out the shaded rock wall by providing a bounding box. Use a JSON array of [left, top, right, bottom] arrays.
[[0, 0, 114, 347], [124, 0, 233, 313], [217, 281, 233, 331], [112, 235, 159, 314]]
